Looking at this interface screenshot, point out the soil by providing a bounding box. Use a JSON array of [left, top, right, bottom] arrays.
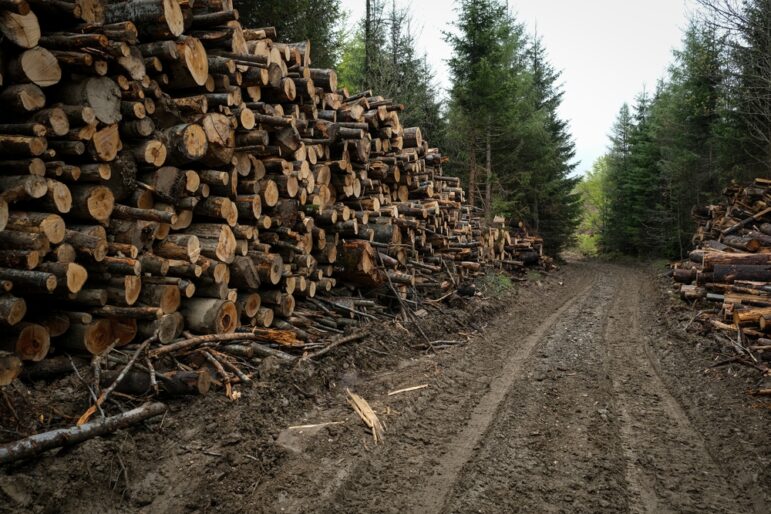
[[1, 261, 769, 513]]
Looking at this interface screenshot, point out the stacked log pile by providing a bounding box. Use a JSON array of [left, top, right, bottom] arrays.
[[672, 177, 771, 388], [0, 1, 544, 393]]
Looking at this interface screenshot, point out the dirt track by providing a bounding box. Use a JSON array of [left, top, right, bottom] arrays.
[[2, 262, 769, 513], [252, 263, 767, 514]]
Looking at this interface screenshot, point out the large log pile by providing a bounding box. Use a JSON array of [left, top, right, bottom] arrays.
[[672, 177, 771, 388], [0, 1, 544, 392]]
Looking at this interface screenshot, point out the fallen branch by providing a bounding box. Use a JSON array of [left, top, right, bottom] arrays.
[[0, 402, 167, 465], [149, 330, 300, 358], [301, 332, 366, 361]]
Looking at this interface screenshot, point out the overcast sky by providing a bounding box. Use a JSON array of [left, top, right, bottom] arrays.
[[339, 0, 694, 174]]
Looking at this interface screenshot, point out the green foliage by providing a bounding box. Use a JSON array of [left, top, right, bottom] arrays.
[[337, 1, 445, 142], [234, 0, 345, 68], [574, 156, 609, 256], [598, 10, 768, 259], [443, 0, 581, 256], [479, 272, 514, 295]]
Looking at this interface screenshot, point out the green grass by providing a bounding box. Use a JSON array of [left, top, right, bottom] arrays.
[[575, 233, 600, 257], [479, 272, 514, 295]]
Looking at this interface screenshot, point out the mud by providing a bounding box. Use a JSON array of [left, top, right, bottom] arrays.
[[1, 262, 768, 513]]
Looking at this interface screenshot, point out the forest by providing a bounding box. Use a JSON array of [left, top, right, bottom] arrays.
[[581, 0, 771, 258]]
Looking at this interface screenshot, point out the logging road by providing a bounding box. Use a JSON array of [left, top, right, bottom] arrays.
[[7, 262, 766, 513], [253, 262, 762, 514]]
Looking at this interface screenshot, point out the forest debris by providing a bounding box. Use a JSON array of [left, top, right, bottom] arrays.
[[346, 389, 385, 444], [0, 402, 167, 465], [387, 384, 429, 396], [672, 177, 771, 388], [288, 421, 346, 430]]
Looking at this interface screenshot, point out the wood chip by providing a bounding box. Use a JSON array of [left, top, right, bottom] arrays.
[[388, 384, 429, 396], [288, 421, 346, 430], [346, 388, 385, 444]]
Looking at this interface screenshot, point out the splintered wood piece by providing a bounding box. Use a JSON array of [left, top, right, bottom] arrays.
[[346, 389, 384, 444], [388, 385, 429, 396]]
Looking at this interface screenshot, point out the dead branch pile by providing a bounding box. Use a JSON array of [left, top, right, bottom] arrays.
[[672, 177, 771, 391]]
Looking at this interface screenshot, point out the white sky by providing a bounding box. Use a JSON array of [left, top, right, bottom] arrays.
[[339, 0, 694, 173]]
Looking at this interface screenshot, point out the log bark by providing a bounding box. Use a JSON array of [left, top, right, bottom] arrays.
[[181, 298, 237, 334], [0, 402, 168, 465]]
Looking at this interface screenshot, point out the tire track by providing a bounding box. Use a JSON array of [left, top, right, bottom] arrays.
[[604, 267, 745, 513], [407, 277, 598, 514], [445, 268, 627, 513]]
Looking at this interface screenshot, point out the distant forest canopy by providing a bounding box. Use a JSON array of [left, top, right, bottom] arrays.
[[233, 0, 581, 257], [581, 0, 771, 259]]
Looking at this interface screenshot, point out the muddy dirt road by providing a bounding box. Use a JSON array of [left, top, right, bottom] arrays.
[[252, 262, 768, 514], [2, 262, 768, 513]]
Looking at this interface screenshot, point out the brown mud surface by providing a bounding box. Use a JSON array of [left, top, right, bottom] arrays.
[[1, 262, 769, 513]]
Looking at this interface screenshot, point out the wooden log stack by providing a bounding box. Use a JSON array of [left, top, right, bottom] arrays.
[[672, 177, 771, 382], [0, 0, 545, 391]]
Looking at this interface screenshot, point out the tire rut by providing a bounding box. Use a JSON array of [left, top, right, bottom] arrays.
[[604, 267, 747, 513], [405, 278, 598, 514], [444, 264, 748, 513], [445, 267, 627, 513]]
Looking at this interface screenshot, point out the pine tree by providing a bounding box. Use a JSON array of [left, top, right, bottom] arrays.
[[445, 0, 526, 220], [603, 103, 635, 254], [522, 38, 581, 255]]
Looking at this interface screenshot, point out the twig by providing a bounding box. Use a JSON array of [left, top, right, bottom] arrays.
[[288, 421, 345, 430], [388, 384, 429, 396], [1, 390, 18, 423], [318, 298, 380, 320], [93, 339, 120, 397], [377, 253, 432, 348], [426, 290, 455, 304], [77, 335, 158, 426], [301, 332, 366, 361], [69, 355, 105, 420], [210, 349, 251, 385], [442, 258, 458, 288], [201, 350, 234, 400], [145, 356, 159, 395]]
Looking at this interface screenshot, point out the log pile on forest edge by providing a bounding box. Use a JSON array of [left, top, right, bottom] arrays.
[[672, 177, 771, 392], [0, 0, 548, 407]]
